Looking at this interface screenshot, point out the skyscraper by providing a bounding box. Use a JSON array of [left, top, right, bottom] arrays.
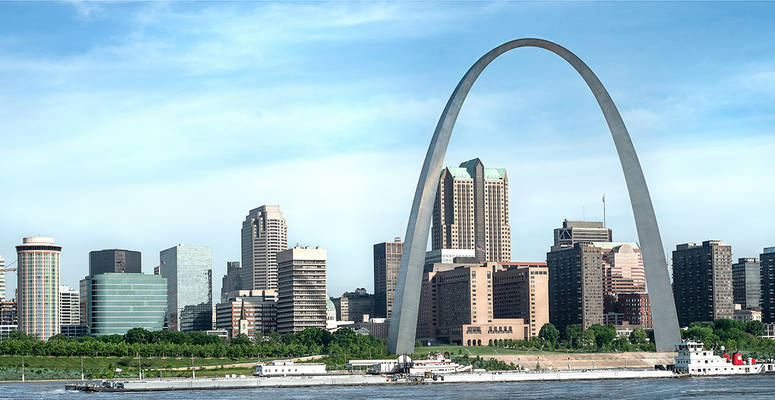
[[276, 247, 327, 334], [16, 237, 61, 340], [220, 261, 242, 303], [760, 247, 775, 324], [672, 241, 734, 326], [89, 249, 141, 276], [732, 257, 761, 309], [59, 285, 80, 326], [373, 239, 403, 318], [546, 243, 604, 331], [160, 244, 213, 332], [432, 158, 510, 262], [241, 205, 288, 291], [552, 219, 612, 251]]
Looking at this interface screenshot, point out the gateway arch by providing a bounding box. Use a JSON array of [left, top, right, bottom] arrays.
[[387, 38, 681, 354]]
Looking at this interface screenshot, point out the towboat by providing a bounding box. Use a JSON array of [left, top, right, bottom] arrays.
[[674, 341, 775, 376]]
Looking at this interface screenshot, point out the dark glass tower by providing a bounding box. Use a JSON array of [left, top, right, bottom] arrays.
[[89, 249, 141, 276]]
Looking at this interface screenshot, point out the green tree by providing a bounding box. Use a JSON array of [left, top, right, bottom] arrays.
[[588, 325, 616, 349], [629, 327, 648, 345], [47, 333, 70, 342], [579, 330, 596, 349], [230, 334, 251, 346], [124, 328, 152, 344], [744, 320, 765, 337], [539, 323, 560, 344], [564, 324, 583, 348], [611, 337, 632, 352]]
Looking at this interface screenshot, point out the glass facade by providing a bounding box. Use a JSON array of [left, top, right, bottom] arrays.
[[86, 273, 167, 335], [160, 245, 212, 332]]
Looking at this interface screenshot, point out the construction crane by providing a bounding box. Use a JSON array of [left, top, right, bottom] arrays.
[[0, 259, 17, 273]]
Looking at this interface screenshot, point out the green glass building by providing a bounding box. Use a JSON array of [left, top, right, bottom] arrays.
[[86, 273, 167, 335]]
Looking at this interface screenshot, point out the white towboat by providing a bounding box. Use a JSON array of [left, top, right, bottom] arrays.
[[674, 341, 775, 376]]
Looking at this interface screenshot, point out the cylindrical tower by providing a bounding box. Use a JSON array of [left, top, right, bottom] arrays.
[[16, 237, 61, 340]]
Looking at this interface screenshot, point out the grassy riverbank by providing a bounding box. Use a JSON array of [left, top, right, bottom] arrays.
[[0, 355, 261, 380]]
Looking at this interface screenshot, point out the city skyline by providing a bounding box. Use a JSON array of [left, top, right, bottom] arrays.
[[2, 2, 775, 299]]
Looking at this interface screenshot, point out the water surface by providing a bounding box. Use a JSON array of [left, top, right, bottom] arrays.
[[1, 376, 774, 399]]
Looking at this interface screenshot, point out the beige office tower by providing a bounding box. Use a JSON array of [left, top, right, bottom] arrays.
[[16, 237, 61, 340], [432, 158, 510, 263], [276, 247, 327, 334], [492, 262, 550, 338], [418, 263, 527, 346], [241, 205, 288, 290]]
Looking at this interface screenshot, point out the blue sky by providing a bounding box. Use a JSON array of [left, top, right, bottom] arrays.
[[1, 1, 774, 299]]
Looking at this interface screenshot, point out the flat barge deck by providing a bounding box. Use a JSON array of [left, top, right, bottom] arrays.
[[65, 369, 678, 392]]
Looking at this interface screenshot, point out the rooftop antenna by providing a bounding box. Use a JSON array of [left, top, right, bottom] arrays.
[[602, 193, 606, 227]]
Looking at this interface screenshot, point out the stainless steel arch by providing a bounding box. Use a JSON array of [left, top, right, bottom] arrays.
[[387, 38, 681, 354]]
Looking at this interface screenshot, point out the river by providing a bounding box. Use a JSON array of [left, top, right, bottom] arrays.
[[1, 375, 774, 399]]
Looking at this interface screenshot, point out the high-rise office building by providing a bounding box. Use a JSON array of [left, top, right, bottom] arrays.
[[760, 247, 775, 323], [59, 285, 80, 326], [160, 244, 213, 332], [331, 288, 374, 322], [85, 273, 167, 335], [732, 257, 761, 309], [276, 247, 327, 334], [552, 219, 612, 251], [0, 300, 17, 325], [492, 262, 549, 338], [0, 253, 5, 300], [617, 292, 653, 329], [546, 243, 604, 331], [0, 300, 18, 336], [373, 239, 403, 318], [601, 243, 645, 296], [672, 241, 734, 326], [16, 237, 61, 340], [221, 261, 242, 303], [597, 242, 647, 315], [432, 158, 510, 263], [417, 261, 467, 340], [89, 249, 141, 276], [241, 205, 288, 291], [419, 263, 527, 346], [215, 289, 277, 338]]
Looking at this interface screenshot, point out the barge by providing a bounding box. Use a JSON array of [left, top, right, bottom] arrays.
[[65, 342, 775, 392]]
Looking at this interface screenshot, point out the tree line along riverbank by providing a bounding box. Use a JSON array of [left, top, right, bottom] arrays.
[[0, 319, 772, 380]]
